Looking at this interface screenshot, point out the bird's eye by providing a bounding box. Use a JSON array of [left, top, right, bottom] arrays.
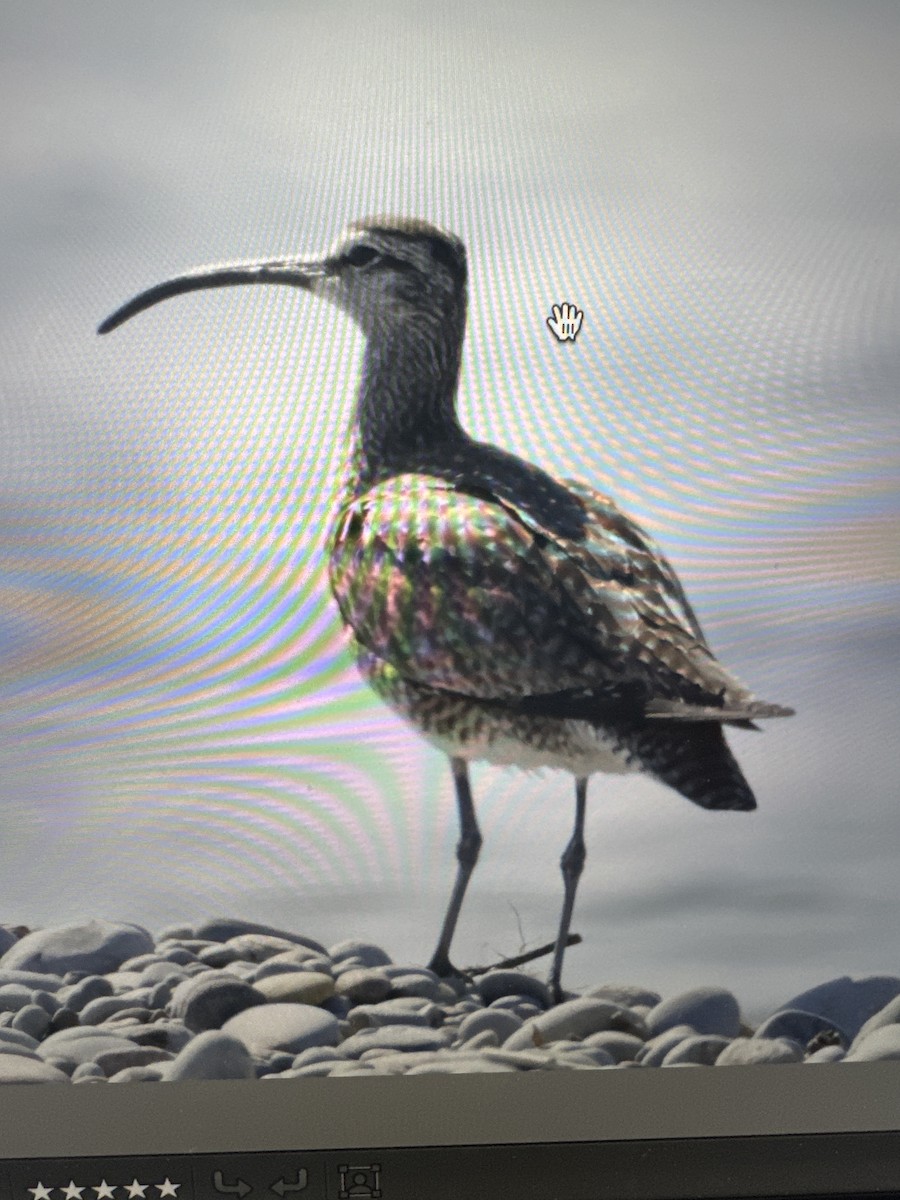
[[345, 244, 379, 268]]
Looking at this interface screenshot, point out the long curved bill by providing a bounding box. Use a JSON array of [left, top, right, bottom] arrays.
[[97, 257, 330, 335]]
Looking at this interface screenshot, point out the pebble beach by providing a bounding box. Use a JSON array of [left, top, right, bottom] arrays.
[[1, 918, 898, 1084]]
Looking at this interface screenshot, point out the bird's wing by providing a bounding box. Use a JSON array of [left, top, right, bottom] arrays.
[[328, 473, 770, 715]]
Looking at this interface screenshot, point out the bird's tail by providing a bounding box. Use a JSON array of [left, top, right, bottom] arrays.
[[632, 721, 757, 811]]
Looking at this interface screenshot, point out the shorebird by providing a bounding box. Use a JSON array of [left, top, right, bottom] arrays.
[[99, 216, 793, 1001]]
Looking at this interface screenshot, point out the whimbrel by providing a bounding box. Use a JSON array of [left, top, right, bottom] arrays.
[[99, 216, 793, 1001]]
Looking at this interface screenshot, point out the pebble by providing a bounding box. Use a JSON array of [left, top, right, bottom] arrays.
[[253, 972, 335, 1005], [716, 1037, 804, 1066], [777, 976, 900, 1041], [222, 1002, 340, 1057], [646, 987, 741, 1039], [843, 1024, 900, 1062], [169, 974, 267, 1032], [335, 968, 392, 1004], [477, 971, 552, 1008], [1, 920, 154, 977], [2, 917, 896, 1080], [753, 1008, 848, 1048]]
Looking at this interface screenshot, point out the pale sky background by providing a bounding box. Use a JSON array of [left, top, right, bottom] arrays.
[[1, 0, 898, 1020]]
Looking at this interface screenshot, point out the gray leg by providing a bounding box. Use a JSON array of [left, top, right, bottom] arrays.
[[549, 777, 588, 1003], [428, 757, 482, 979]]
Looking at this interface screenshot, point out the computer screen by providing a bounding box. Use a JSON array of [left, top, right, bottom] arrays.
[[2, 2, 899, 1198]]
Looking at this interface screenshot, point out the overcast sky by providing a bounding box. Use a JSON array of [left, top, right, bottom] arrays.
[[1, 0, 898, 1017]]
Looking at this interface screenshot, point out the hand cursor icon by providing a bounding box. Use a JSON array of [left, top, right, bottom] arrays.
[[547, 303, 583, 342]]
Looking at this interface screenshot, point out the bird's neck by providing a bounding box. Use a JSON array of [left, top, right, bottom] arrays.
[[349, 314, 467, 490]]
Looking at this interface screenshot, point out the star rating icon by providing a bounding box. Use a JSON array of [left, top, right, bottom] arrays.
[[27, 1177, 180, 1200]]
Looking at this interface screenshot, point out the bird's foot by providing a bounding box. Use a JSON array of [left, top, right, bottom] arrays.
[[427, 953, 475, 994]]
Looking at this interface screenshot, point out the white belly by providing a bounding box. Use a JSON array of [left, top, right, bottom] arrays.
[[423, 718, 639, 778]]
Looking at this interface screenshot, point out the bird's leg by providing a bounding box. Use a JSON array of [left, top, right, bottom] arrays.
[[549, 777, 588, 1004], [427, 757, 482, 981]]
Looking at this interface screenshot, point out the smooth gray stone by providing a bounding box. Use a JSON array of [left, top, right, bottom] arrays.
[[646, 988, 741, 1039], [168, 973, 267, 1033], [224, 934, 307, 963], [807, 1045, 846, 1063], [194, 919, 326, 954], [47, 1008, 80, 1034], [104, 976, 148, 998], [406, 1059, 517, 1075], [61, 975, 115, 1012], [252, 971, 334, 1005], [31, 990, 60, 1016], [120, 954, 164, 973], [253, 948, 333, 978], [844, 1025, 900, 1062], [662, 1035, 733, 1066], [79, 995, 152, 1025], [0, 1027, 39, 1050], [72, 1061, 106, 1080], [338, 1024, 448, 1059], [355, 1049, 454, 1075], [637, 1025, 698, 1067], [458, 1009, 522, 1045], [329, 940, 393, 968], [11, 1004, 51, 1039], [292, 1046, 341, 1066], [0, 969, 65, 992], [95, 1045, 174, 1076], [322, 995, 353, 1020], [477, 971, 552, 1008], [778, 976, 900, 1041], [163, 1030, 256, 1081], [480, 1048, 553, 1070], [286, 1061, 345, 1077], [754, 1008, 847, 1048], [346, 997, 440, 1032], [106, 1007, 154, 1026], [0, 1042, 41, 1059], [0, 984, 33, 1012], [382, 963, 440, 980], [125, 1021, 193, 1054], [551, 1047, 616, 1068], [108, 1065, 165, 1083], [155, 924, 194, 942], [147, 981, 177, 1010], [487, 997, 543, 1022], [588, 984, 661, 1009], [37, 1029, 140, 1067], [335, 968, 392, 1004], [161, 948, 199, 966], [851, 995, 900, 1047], [459, 1029, 501, 1050], [0, 1055, 71, 1083], [383, 971, 443, 1000], [716, 1037, 803, 1065], [504, 999, 643, 1051], [222, 1002, 340, 1057], [582, 1032, 646, 1063], [197, 945, 242, 967], [0, 920, 154, 977], [140, 961, 189, 985]]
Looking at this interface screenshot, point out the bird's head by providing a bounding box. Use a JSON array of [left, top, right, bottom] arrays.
[[98, 216, 467, 338]]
